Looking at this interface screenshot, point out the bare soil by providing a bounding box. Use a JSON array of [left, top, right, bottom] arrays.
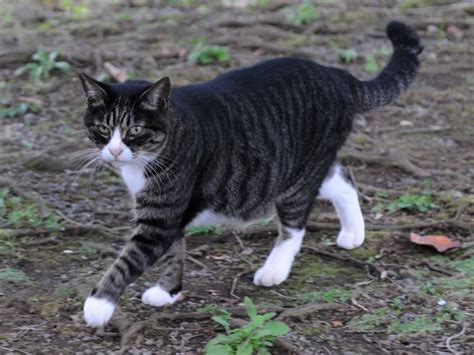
[[0, 1, 473, 354]]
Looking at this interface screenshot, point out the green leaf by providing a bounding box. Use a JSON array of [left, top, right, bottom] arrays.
[[261, 321, 290, 336], [212, 315, 231, 333], [244, 296, 258, 320], [205, 343, 233, 355], [236, 341, 253, 355], [54, 61, 71, 71]]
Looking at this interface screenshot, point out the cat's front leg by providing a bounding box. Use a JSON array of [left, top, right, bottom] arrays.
[[83, 229, 179, 327], [142, 236, 185, 307]]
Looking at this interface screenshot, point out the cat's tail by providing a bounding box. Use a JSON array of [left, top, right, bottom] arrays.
[[357, 21, 423, 112]]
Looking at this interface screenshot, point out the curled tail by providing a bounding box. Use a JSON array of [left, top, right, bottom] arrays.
[[357, 21, 423, 112]]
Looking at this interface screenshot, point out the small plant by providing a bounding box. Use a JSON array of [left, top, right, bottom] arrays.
[[285, 1, 319, 25], [364, 54, 379, 73], [387, 193, 437, 213], [0, 188, 62, 229], [188, 42, 230, 65], [348, 308, 387, 331], [204, 297, 290, 355], [0, 101, 41, 119], [372, 192, 437, 214], [336, 48, 358, 63], [299, 287, 352, 303], [58, 0, 90, 19], [15, 49, 71, 81], [388, 316, 442, 334], [0, 268, 29, 282]]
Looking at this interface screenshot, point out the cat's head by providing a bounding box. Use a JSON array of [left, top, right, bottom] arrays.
[[78, 73, 171, 164]]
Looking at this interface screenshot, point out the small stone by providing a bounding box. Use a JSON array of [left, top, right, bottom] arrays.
[[437, 298, 447, 306], [399, 120, 414, 127]]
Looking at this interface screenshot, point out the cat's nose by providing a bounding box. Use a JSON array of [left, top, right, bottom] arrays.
[[109, 147, 123, 159]]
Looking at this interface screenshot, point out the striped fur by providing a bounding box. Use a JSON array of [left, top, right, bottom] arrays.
[[79, 21, 421, 326]]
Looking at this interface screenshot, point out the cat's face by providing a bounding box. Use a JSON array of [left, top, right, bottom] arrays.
[[78, 74, 171, 164]]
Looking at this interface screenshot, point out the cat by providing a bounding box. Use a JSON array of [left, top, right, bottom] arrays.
[[78, 21, 421, 327]]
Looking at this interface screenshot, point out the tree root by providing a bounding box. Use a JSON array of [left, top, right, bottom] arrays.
[[340, 149, 430, 177]]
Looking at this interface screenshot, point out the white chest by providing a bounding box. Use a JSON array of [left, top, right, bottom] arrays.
[[120, 164, 146, 195]]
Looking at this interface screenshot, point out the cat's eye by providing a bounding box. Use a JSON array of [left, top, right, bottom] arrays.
[[129, 126, 144, 136], [96, 125, 109, 135]]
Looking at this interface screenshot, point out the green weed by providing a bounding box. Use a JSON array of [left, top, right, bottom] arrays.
[[347, 308, 387, 331], [364, 54, 379, 73], [388, 193, 437, 213], [0, 188, 62, 229], [188, 42, 230, 65], [285, 1, 320, 25], [0, 101, 41, 119], [204, 296, 289, 355], [299, 287, 352, 303], [58, 0, 90, 19], [0, 268, 29, 282], [372, 192, 437, 214], [452, 257, 474, 276], [336, 48, 358, 63], [15, 49, 71, 82], [388, 316, 441, 334]]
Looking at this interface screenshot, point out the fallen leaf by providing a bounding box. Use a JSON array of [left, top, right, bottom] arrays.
[[104, 62, 128, 82], [331, 320, 344, 327], [409, 232, 461, 253]]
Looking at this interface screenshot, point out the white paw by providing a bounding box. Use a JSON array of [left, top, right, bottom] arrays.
[[142, 284, 181, 307], [336, 230, 365, 250], [83, 296, 115, 327], [253, 264, 291, 287]]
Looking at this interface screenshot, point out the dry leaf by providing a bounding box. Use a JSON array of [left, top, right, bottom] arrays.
[[104, 62, 128, 82], [331, 320, 344, 327], [409, 232, 461, 253]]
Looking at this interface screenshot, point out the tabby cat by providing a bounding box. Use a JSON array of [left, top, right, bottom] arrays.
[[78, 21, 421, 326]]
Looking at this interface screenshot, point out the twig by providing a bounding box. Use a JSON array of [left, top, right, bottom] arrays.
[[445, 323, 469, 355], [351, 298, 369, 312], [344, 316, 386, 329], [186, 255, 208, 270], [269, 290, 300, 300], [277, 302, 344, 320], [419, 258, 456, 276], [0, 345, 29, 354], [230, 269, 252, 299], [302, 245, 381, 276], [273, 338, 300, 354]]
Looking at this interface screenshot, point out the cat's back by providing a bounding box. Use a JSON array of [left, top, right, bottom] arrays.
[[211, 57, 323, 91]]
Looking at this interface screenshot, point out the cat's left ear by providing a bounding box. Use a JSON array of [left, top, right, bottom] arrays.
[[138, 77, 171, 111], [78, 73, 108, 107]]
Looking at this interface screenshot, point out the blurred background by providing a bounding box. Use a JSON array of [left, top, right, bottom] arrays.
[[0, 1, 473, 354]]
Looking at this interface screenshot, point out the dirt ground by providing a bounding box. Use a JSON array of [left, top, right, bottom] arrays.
[[0, 1, 473, 354]]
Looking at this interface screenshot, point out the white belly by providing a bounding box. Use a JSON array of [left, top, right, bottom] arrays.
[[189, 210, 244, 226]]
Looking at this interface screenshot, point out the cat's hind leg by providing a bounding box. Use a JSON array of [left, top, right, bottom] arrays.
[[319, 164, 365, 250], [254, 192, 314, 287], [142, 237, 185, 307]]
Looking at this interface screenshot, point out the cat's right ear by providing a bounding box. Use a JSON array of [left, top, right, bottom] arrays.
[[78, 73, 108, 107]]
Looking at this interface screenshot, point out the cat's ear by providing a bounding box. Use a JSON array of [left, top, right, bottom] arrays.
[[138, 77, 171, 111], [78, 73, 108, 107]]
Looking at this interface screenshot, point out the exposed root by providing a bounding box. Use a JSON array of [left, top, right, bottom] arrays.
[[340, 149, 430, 177]]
